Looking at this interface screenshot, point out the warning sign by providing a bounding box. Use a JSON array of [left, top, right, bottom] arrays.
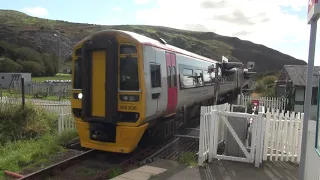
[[252, 100, 259, 107]]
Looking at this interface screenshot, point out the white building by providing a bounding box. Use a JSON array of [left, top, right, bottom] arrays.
[[275, 65, 320, 120], [0, 73, 32, 89]]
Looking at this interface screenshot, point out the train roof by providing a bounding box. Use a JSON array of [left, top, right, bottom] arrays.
[[75, 30, 219, 63], [118, 30, 217, 63]]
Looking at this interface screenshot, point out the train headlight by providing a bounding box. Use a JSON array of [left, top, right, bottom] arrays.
[[123, 96, 129, 101], [78, 93, 83, 99], [129, 96, 135, 102], [120, 95, 139, 102]]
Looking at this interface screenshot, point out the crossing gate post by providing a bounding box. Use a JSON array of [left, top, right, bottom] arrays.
[[255, 112, 264, 167], [209, 108, 217, 163], [198, 107, 205, 166]]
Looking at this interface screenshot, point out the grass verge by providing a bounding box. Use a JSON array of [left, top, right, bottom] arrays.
[[0, 133, 65, 178], [178, 152, 197, 167], [108, 167, 123, 179], [0, 102, 78, 179]]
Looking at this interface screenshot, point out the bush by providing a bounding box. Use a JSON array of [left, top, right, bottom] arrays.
[[0, 58, 22, 72], [14, 47, 43, 64], [0, 41, 59, 76], [254, 75, 277, 97], [262, 75, 276, 86], [20, 61, 46, 77], [57, 130, 78, 145], [0, 103, 58, 144]]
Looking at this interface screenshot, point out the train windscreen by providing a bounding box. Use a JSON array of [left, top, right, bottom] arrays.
[[119, 56, 139, 91], [73, 58, 82, 89]]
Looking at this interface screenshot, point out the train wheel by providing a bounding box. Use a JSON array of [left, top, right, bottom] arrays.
[[138, 129, 152, 148]]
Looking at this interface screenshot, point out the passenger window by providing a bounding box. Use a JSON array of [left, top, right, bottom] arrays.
[[171, 66, 177, 87], [203, 70, 212, 85], [182, 68, 194, 87], [150, 64, 161, 88], [195, 69, 203, 86], [74, 58, 82, 89], [120, 44, 137, 54], [167, 66, 171, 88]]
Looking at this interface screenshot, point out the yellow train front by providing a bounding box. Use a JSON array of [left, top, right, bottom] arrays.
[[71, 30, 149, 153], [71, 30, 246, 154]]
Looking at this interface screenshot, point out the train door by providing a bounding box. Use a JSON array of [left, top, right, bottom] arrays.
[[148, 47, 162, 116], [166, 52, 177, 115]]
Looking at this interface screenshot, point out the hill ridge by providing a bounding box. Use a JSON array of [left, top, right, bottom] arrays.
[[0, 9, 306, 76]]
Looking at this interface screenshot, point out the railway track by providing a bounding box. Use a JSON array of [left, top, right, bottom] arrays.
[[17, 137, 178, 180], [13, 117, 202, 180]]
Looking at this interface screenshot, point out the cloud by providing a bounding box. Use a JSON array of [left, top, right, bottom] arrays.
[[135, 0, 319, 63], [134, 0, 149, 4], [23, 7, 48, 17], [112, 7, 123, 12]]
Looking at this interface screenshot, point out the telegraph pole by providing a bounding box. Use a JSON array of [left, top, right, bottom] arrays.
[[213, 63, 220, 105], [54, 34, 61, 72], [299, 1, 319, 179]]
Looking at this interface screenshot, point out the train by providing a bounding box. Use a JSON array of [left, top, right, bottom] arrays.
[[71, 30, 251, 153]]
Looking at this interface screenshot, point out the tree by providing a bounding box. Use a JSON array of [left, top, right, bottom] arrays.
[[42, 53, 56, 76], [0, 58, 22, 72], [20, 61, 45, 77], [15, 47, 43, 64]]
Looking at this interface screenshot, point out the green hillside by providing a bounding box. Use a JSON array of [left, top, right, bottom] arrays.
[[0, 9, 306, 76]]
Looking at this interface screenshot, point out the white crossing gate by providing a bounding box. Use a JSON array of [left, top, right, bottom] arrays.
[[198, 103, 264, 167], [198, 103, 231, 165]]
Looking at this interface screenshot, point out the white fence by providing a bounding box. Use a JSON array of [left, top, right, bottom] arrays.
[[0, 96, 71, 114], [198, 103, 308, 167], [58, 113, 76, 134], [237, 94, 288, 111], [263, 109, 303, 163]]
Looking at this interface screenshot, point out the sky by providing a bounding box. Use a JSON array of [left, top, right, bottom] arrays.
[[1, 0, 320, 65]]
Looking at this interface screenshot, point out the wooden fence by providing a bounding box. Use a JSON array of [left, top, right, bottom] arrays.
[[262, 109, 303, 163], [0, 96, 71, 114], [237, 94, 288, 111], [58, 113, 75, 134]]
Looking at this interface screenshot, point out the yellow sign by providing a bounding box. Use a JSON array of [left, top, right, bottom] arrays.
[[119, 104, 137, 111]]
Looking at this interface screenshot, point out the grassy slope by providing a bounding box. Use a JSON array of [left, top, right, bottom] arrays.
[[0, 10, 307, 75], [32, 73, 71, 82]]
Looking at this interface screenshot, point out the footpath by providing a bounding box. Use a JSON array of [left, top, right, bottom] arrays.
[[111, 158, 299, 180]]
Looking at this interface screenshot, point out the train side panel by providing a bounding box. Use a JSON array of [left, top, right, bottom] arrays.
[[143, 45, 158, 119], [143, 46, 169, 122], [176, 53, 215, 109]]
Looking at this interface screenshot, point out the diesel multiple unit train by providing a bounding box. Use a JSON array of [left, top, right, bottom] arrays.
[[71, 30, 251, 153]]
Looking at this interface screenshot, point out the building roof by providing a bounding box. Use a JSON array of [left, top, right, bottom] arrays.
[[284, 65, 320, 87]]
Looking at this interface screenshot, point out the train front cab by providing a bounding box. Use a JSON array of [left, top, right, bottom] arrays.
[[71, 32, 148, 153]]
